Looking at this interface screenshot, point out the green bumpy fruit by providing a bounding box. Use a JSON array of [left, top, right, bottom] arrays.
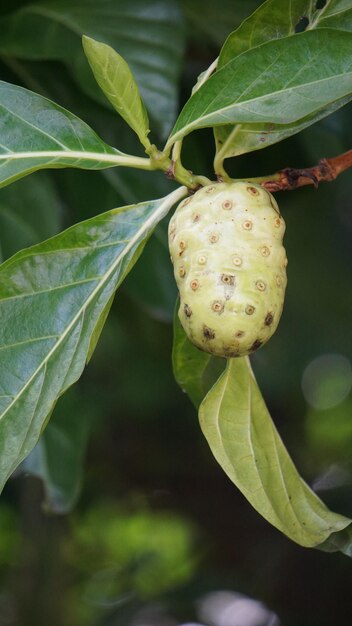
[[168, 181, 287, 358]]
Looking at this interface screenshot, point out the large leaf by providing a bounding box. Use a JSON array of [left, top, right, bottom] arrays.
[[0, 185, 187, 491], [199, 357, 352, 552], [0, 80, 146, 188], [82, 36, 150, 149], [215, 0, 352, 159], [219, 0, 352, 67], [214, 96, 352, 159], [168, 29, 352, 147], [0, 0, 185, 137], [172, 307, 225, 409]]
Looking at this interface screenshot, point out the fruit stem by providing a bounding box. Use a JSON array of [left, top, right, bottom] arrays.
[[213, 124, 243, 182], [246, 149, 352, 192], [146, 143, 209, 190]]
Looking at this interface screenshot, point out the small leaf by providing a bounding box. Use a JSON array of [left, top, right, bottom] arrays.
[[0, 80, 136, 189], [168, 30, 352, 146], [82, 36, 150, 148], [172, 308, 225, 408], [0, 186, 187, 492], [199, 357, 351, 550]]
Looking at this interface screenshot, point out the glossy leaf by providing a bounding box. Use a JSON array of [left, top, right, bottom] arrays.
[[168, 30, 352, 146], [82, 36, 150, 148], [0, 186, 187, 491], [199, 357, 352, 551], [218, 0, 343, 67], [0, 0, 185, 137], [215, 0, 352, 159], [0, 80, 142, 189], [172, 308, 225, 408], [310, 0, 352, 31], [214, 96, 352, 159]]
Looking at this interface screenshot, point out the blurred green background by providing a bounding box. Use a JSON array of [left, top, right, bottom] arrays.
[[0, 1, 351, 625]]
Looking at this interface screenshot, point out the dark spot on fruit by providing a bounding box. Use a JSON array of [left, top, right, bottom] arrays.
[[209, 232, 219, 243], [221, 273, 235, 286], [225, 347, 240, 357], [235, 330, 245, 338], [247, 186, 259, 196], [256, 280, 266, 292], [264, 312, 274, 326], [251, 339, 262, 351], [203, 325, 215, 340], [184, 304, 192, 317], [212, 300, 224, 314]]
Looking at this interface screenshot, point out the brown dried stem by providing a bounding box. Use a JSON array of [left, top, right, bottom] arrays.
[[248, 150, 352, 193]]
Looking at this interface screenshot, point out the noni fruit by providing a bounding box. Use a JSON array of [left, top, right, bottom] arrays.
[[168, 181, 287, 358]]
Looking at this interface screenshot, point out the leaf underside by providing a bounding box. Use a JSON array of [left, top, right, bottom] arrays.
[[199, 358, 351, 551]]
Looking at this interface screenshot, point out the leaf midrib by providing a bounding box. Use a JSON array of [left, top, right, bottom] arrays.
[[0, 186, 186, 423], [177, 69, 352, 135]]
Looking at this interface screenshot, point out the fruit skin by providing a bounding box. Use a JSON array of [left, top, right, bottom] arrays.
[[168, 181, 287, 358]]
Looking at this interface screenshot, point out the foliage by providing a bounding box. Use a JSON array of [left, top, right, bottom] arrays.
[[0, 0, 351, 560]]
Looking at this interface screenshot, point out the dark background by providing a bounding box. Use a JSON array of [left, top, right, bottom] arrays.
[[0, 1, 351, 625]]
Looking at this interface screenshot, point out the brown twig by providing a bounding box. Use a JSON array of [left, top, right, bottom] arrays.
[[251, 150, 352, 193]]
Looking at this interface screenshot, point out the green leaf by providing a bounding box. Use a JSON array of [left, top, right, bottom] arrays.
[[0, 0, 185, 137], [0, 80, 148, 188], [311, 0, 352, 31], [21, 388, 94, 514], [0, 186, 187, 492], [214, 96, 352, 159], [168, 30, 352, 147], [172, 307, 225, 409], [219, 0, 317, 66], [215, 0, 352, 159], [82, 36, 150, 149], [0, 173, 62, 261], [199, 357, 352, 551]]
